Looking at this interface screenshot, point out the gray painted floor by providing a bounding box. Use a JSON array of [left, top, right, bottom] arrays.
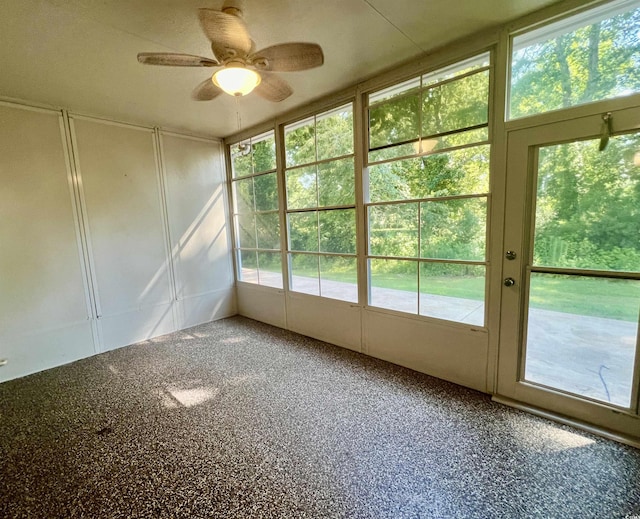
[[245, 270, 639, 407], [1, 316, 639, 518]]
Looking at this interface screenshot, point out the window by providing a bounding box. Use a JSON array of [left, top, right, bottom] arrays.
[[231, 131, 283, 288], [509, 0, 640, 119], [284, 104, 357, 302], [366, 54, 490, 326]]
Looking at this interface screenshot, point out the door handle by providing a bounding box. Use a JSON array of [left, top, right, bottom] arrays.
[[504, 277, 516, 287]]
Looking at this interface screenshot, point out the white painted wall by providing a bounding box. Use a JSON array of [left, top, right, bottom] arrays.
[[0, 102, 235, 382], [0, 105, 95, 381]]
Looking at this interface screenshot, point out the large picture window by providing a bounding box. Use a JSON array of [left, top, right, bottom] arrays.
[[509, 0, 640, 119], [231, 131, 283, 288], [284, 104, 357, 302], [365, 54, 491, 326]]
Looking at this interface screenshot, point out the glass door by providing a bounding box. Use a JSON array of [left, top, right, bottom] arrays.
[[497, 107, 640, 440]]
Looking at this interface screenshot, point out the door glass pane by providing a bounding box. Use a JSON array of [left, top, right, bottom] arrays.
[[534, 134, 640, 272], [525, 273, 639, 407]]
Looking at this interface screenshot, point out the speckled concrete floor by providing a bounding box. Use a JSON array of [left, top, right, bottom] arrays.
[[1, 316, 639, 519]]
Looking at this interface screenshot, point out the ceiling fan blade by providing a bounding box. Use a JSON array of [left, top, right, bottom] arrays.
[[137, 52, 219, 67], [254, 72, 293, 102], [192, 77, 223, 101], [251, 43, 324, 72], [198, 9, 252, 55]]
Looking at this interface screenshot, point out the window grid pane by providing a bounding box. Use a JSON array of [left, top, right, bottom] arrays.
[[366, 54, 490, 326], [231, 131, 282, 289], [284, 104, 357, 302]]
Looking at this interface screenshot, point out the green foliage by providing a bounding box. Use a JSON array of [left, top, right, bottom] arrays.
[[252, 136, 276, 174], [422, 70, 489, 136], [510, 8, 640, 117], [534, 135, 640, 272]]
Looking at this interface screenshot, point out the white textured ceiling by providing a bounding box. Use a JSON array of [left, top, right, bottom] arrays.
[[0, 0, 561, 138]]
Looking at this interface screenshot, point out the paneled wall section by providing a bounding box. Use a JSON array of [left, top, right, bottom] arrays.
[[0, 102, 235, 382]]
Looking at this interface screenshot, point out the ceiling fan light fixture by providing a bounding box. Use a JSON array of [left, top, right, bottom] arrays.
[[212, 65, 261, 96]]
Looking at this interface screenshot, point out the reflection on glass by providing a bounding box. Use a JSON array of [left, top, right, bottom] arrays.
[[369, 259, 418, 313], [422, 70, 489, 137], [320, 255, 357, 302], [316, 104, 354, 161], [368, 145, 490, 202], [233, 177, 254, 214], [288, 212, 318, 252], [318, 158, 355, 207], [251, 135, 276, 173], [421, 54, 489, 88], [419, 263, 485, 325], [510, 4, 640, 119], [253, 173, 278, 212], [368, 142, 417, 164], [525, 274, 639, 407], [534, 134, 640, 272], [239, 250, 258, 283], [285, 118, 315, 167], [368, 203, 418, 257], [236, 214, 256, 249], [420, 197, 487, 261], [257, 251, 282, 288], [369, 93, 420, 150], [286, 166, 317, 209], [255, 212, 280, 250], [319, 209, 356, 254], [232, 141, 252, 178], [290, 253, 320, 295]]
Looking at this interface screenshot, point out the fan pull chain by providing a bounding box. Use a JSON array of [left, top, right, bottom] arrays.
[[235, 96, 242, 132]]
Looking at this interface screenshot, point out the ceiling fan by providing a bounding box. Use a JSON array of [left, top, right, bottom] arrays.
[[137, 1, 324, 102]]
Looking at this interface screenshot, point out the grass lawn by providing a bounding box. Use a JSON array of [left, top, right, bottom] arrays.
[[283, 267, 639, 322]]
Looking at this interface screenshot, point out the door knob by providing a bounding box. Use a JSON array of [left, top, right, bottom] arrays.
[[504, 277, 516, 287]]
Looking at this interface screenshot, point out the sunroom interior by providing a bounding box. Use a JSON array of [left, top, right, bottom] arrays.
[[1, 0, 639, 447]]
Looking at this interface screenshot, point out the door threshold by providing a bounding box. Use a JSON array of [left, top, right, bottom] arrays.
[[492, 395, 640, 450]]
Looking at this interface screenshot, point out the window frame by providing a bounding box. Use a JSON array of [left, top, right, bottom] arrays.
[[283, 102, 359, 302], [230, 130, 284, 289], [364, 52, 493, 327]]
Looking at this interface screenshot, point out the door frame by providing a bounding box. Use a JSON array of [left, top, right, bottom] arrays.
[[496, 105, 640, 441]]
